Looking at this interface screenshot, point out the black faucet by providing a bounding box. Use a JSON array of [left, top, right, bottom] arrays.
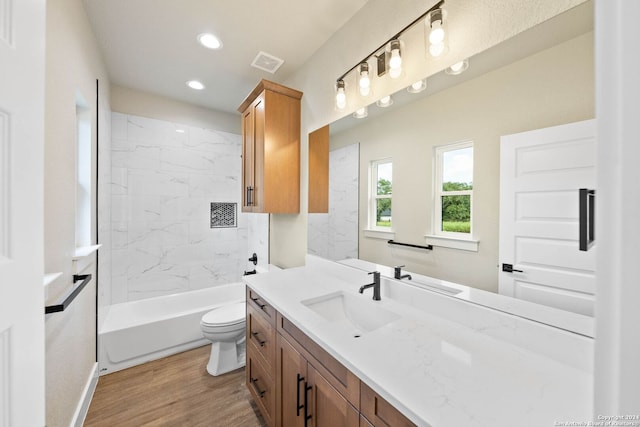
[[359, 271, 381, 301], [394, 265, 412, 281]]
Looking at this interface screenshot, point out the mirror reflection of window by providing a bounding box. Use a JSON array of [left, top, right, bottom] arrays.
[[435, 143, 473, 236], [371, 160, 392, 229]]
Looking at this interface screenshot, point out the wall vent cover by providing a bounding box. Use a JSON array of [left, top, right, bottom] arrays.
[[251, 51, 284, 74], [210, 202, 237, 228]]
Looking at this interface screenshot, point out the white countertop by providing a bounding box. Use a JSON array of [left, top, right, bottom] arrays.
[[243, 257, 593, 427]]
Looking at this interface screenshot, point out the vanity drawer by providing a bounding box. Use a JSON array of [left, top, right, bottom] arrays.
[[247, 354, 275, 426], [360, 382, 415, 427], [247, 303, 276, 370], [247, 286, 276, 325]]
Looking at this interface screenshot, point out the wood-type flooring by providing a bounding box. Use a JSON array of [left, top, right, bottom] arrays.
[[84, 345, 266, 427]]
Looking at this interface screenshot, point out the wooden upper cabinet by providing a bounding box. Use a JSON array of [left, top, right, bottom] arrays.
[[308, 125, 330, 213], [238, 80, 303, 213]]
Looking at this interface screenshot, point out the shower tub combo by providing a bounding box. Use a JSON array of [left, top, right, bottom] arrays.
[[99, 282, 245, 375]]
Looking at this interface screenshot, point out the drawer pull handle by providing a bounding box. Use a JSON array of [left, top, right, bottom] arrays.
[[250, 296, 266, 310], [296, 373, 305, 416], [248, 186, 254, 206], [251, 331, 266, 347], [250, 377, 266, 398]]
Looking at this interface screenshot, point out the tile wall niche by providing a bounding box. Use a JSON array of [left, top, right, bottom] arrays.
[[109, 112, 267, 303], [308, 143, 359, 260]]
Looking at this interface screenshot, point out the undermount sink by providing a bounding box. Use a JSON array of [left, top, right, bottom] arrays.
[[301, 291, 400, 336]]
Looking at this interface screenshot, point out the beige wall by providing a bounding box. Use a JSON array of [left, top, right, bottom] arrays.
[[332, 32, 594, 291], [111, 84, 240, 134], [44, 0, 111, 425], [275, 0, 588, 269]]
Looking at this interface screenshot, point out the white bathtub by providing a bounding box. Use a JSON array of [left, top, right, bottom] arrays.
[[98, 283, 245, 375]]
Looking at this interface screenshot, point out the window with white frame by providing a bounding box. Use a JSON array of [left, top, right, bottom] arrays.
[[369, 159, 392, 230], [434, 142, 473, 237]]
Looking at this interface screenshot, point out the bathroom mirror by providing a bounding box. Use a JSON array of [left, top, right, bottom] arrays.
[[307, 1, 595, 328]]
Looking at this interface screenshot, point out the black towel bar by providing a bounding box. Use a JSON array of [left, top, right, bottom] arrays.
[[387, 240, 433, 251], [45, 274, 92, 314]]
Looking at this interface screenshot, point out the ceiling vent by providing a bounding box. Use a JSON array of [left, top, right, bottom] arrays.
[[251, 51, 284, 74]]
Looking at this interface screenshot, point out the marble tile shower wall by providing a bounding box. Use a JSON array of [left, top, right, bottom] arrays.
[[308, 143, 359, 260], [109, 112, 248, 303]]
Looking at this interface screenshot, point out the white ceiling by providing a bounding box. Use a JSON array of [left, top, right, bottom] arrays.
[[83, 0, 370, 114]]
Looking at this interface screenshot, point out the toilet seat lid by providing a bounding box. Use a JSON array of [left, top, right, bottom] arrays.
[[202, 302, 245, 327]]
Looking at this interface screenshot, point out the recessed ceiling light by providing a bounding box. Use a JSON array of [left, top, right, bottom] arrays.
[[445, 59, 469, 75], [197, 33, 222, 50], [187, 80, 205, 90], [353, 106, 368, 119], [376, 96, 393, 108], [407, 79, 427, 94]]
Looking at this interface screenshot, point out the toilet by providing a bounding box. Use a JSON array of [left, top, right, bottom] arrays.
[[200, 301, 246, 376]]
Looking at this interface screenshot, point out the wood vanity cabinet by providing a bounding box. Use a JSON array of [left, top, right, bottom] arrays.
[[246, 288, 277, 425], [276, 322, 359, 427], [238, 79, 303, 213], [360, 382, 415, 427], [245, 286, 415, 427]]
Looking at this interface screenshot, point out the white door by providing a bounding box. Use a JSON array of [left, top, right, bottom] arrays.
[[499, 120, 596, 316], [0, 0, 46, 426]]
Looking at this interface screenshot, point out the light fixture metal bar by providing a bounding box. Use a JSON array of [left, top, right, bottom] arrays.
[[336, 0, 444, 83]]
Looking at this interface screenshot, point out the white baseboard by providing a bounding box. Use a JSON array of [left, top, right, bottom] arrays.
[[70, 362, 99, 427]]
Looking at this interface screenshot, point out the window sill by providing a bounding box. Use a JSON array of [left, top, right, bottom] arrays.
[[364, 229, 395, 240], [424, 235, 479, 252], [72, 244, 102, 274], [73, 244, 102, 260]]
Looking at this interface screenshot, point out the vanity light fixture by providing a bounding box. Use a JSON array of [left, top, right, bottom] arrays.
[[376, 95, 394, 108], [426, 7, 447, 58], [187, 80, 205, 90], [333, 0, 444, 113], [358, 62, 371, 97], [407, 78, 427, 93], [197, 33, 222, 50], [335, 80, 347, 110], [445, 58, 469, 75], [353, 106, 368, 119], [388, 40, 403, 79], [175, 129, 186, 133]]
